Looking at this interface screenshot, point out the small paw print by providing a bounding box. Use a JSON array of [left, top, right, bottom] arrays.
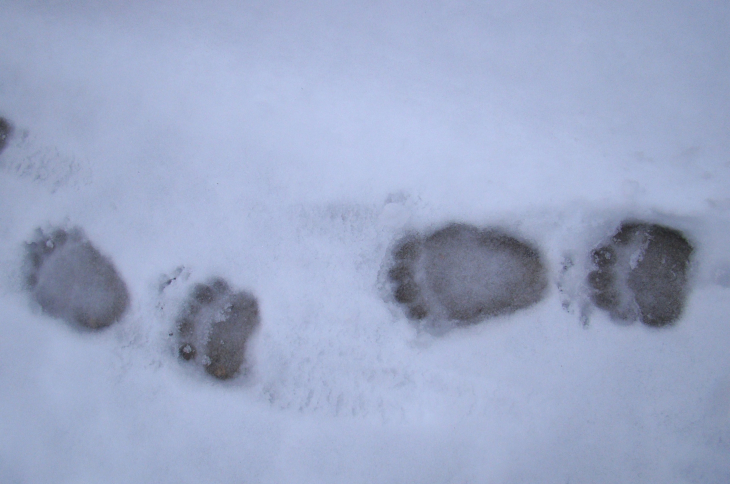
[[175, 278, 260, 379]]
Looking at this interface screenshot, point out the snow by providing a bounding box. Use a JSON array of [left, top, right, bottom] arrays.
[[1, 1, 729, 482]]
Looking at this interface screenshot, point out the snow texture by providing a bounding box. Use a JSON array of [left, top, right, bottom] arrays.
[[1, 2, 729, 483]]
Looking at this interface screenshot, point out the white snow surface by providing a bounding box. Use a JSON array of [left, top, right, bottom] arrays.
[[1, 2, 729, 483]]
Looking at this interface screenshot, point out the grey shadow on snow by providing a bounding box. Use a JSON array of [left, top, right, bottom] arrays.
[[175, 278, 260, 380], [588, 221, 693, 327], [387, 223, 548, 329], [24, 226, 130, 329]]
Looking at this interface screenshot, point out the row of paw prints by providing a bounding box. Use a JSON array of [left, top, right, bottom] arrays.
[[388, 222, 692, 329], [3, 116, 694, 380], [21, 219, 693, 382]]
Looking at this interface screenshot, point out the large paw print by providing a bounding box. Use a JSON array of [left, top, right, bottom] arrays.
[[25, 227, 130, 329], [387, 223, 548, 324], [176, 278, 260, 380], [588, 222, 693, 327]]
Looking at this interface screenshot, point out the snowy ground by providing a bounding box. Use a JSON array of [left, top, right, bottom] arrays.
[[1, 2, 729, 483]]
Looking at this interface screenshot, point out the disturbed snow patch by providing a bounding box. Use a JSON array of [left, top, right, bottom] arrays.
[[0, 119, 91, 191]]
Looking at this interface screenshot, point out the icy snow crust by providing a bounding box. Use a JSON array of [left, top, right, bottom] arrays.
[[1, 2, 730, 483]]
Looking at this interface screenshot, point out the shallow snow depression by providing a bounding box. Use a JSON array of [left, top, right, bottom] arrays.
[[1, 2, 729, 483]]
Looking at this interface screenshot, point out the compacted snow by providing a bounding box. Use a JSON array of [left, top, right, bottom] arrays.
[[1, 2, 729, 483]]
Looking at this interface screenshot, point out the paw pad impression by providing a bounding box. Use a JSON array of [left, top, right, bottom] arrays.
[[25, 226, 130, 329], [588, 221, 693, 327], [176, 278, 260, 380], [388, 223, 548, 325]]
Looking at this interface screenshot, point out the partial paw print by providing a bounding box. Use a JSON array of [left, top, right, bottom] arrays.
[[24, 226, 130, 329], [0, 117, 11, 154], [386, 223, 548, 327], [175, 278, 260, 380], [587, 221, 693, 327]]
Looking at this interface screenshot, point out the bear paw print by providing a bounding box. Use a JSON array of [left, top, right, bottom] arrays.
[[25, 226, 130, 329], [176, 278, 260, 380], [588, 221, 693, 327], [387, 223, 548, 325]]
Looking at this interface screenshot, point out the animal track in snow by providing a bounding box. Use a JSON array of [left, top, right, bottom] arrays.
[[588, 221, 693, 327], [175, 278, 260, 380], [0, 117, 11, 153], [25, 226, 130, 329], [387, 223, 548, 326]]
